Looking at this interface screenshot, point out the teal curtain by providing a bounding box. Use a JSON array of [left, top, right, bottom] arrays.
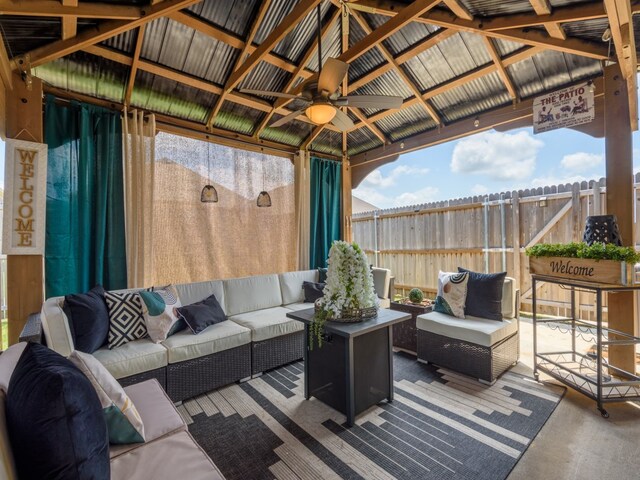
[[44, 95, 127, 297], [309, 156, 342, 269]]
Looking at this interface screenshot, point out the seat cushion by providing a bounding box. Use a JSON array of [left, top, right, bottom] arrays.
[[229, 307, 304, 342], [110, 379, 186, 459], [93, 338, 168, 380], [416, 311, 517, 348], [284, 302, 314, 312], [41, 296, 75, 357], [162, 320, 251, 363], [224, 274, 282, 316], [175, 280, 225, 312], [372, 267, 391, 300], [278, 270, 319, 305], [110, 430, 225, 480]]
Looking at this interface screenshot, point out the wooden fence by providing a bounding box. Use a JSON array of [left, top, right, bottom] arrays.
[[353, 175, 640, 323]]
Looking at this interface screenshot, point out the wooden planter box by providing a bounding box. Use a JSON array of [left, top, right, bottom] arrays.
[[528, 256, 634, 285]]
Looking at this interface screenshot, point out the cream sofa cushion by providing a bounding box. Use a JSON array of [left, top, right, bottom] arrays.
[[229, 307, 304, 342], [372, 267, 391, 301], [176, 280, 225, 311], [416, 311, 517, 348], [284, 302, 313, 312], [41, 297, 74, 357], [110, 430, 224, 480], [161, 321, 251, 363], [278, 270, 319, 305], [501, 277, 517, 319], [93, 338, 168, 380], [224, 274, 282, 316]]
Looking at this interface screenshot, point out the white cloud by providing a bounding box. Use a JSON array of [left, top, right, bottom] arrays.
[[360, 165, 429, 189], [529, 174, 589, 188], [560, 152, 602, 172], [353, 185, 439, 209], [450, 131, 543, 180], [394, 187, 439, 206], [471, 184, 489, 195]]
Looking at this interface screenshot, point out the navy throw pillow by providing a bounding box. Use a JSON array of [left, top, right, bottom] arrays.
[[303, 281, 325, 303], [176, 294, 226, 334], [458, 268, 506, 321], [65, 285, 110, 353], [6, 343, 110, 480]]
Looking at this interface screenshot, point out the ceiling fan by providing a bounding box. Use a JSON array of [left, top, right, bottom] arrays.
[[240, 5, 403, 131]]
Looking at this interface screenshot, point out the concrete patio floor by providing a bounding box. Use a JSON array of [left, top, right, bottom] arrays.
[[507, 318, 640, 480]]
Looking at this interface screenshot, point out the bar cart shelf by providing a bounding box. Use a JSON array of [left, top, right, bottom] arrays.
[[532, 274, 640, 418]]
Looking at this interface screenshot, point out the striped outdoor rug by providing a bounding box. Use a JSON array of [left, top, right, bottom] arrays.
[[184, 352, 564, 480]]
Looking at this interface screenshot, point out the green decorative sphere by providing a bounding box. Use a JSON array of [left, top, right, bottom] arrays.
[[408, 288, 424, 304]]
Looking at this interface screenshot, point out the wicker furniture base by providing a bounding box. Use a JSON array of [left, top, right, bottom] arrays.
[[167, 344, 251, 402], [390, 302, 432, 353], [417, 330, 519, 383], [252, 331, 304, 375], [118, 367, 167, 390]]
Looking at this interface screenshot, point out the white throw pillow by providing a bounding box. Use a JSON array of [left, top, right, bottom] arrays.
[[68, 350, 145, 444], [434, 271, 469, 318], [139, 285, 183, 343]]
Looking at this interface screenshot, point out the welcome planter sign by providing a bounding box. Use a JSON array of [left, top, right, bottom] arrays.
[[528, 256, 633, 286], [2, 139, 47, 255]]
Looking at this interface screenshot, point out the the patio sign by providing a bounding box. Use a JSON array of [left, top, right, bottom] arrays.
[[533, 82, 594, 134], [529, 256, 632, 286], [2, 139, 47, 255]]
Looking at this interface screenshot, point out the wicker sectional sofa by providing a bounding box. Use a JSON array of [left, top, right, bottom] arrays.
[[38, 268, 393, 402]]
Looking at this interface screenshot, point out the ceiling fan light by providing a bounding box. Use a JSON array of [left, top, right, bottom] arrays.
[[305, 103, 336, 124]]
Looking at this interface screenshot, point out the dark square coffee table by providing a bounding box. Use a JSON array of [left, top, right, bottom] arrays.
[[286, 308, 410, 427]]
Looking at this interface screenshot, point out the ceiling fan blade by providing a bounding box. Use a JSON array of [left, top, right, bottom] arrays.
[[270, 109, 306, 128], [240, 89, 301, 100], [330, 108, 355, 131], [318, 58, 349, 94], [335, 95, 403, 109]]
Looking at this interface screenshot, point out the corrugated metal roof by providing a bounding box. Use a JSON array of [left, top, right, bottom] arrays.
[[463, 0, 534, 16], [188, 0, 258, 37], [260, 114, 309, 147], [306, 19, 341, 72], [362, 12, 438, 57], [239, 61, 291, 99], [309, 129, 342, 156], [353, 70, 414, 116], [562, 18, 610, 45], [346, 128, 383, 156], [254, 0, 297, 45], [375, 103, 436, 141], [33, 52, 127, 102], [347, 15, 386, 81], [213, 101, 264, 135], [102, 30, 137, 54]]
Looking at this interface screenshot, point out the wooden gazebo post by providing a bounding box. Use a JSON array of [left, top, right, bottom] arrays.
[[604, 63, 637, 373]]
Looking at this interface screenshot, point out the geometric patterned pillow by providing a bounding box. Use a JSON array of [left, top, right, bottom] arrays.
[[138, 285, 183, 343], [433, 271, 469, 319], [104, 291, 147, 349]]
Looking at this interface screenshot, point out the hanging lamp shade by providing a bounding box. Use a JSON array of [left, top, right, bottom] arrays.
[[201, 184, 218, 203], [257, 191, 272, 207]]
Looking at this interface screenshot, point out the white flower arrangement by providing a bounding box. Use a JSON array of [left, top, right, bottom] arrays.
[[311, 241, 379, 348]]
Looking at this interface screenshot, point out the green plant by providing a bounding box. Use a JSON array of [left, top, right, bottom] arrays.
[[525, 242, 640, 264], [408, 288, 424, 304]]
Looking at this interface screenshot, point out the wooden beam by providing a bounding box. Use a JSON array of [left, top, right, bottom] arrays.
[[529, 0, 565, 39], [350, 0, 609, 60], [21, 0, 202, 68], [61, 0, 78, 40], [441, 0, 473, 20], [207, 0, 272, 128], [301, 125, 325, 150], [0, 0, 142, 18], [124, 25, 145, 106], [6, 72, 44, 345], [0, 31, 12, 90], [482, 37, 518, 100], [604, 0, 638, 130], [350, 10, 440, 124], [350, 107, 388, 144], [168, 10, 315, 79], [254, 7, 341, 138], [339, 0, 441, 64], [224, 0, 322, 93]]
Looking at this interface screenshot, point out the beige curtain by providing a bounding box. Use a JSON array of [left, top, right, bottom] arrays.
[[295, 150, 311, 270], [122, 109, 156, 288]]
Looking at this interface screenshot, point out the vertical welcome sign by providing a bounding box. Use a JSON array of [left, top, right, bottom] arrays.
[[2, 139, 47, 255]]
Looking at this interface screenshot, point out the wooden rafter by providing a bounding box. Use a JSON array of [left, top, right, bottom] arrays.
[[441, 0, 473, 21], [206, 0, 272, 128], [124, 25, 145, 106], [168, 11, 314, 80], [351, 9, 441, 124], [19, 0, 202, 68], [0, 32, 12, 89], [482, 37, 518, 100], [529, 0, 566, 40], [224, 0, 323, 94], [253, 7, 341, 139], [0, 0, 141, 18], [61, 0, 78, 40], [301, 125, 325, 150], [349, 0, 609, 60], [604, 0, 638, 130]]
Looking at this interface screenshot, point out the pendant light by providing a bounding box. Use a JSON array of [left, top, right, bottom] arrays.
[[256, 148, 272, 207], [200, 138, 218, 203]]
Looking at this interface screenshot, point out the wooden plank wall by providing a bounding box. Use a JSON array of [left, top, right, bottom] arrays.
[[352, 176, 636, 322]]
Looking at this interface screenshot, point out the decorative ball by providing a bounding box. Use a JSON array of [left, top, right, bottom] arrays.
[[408, 288, 424, 304]]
